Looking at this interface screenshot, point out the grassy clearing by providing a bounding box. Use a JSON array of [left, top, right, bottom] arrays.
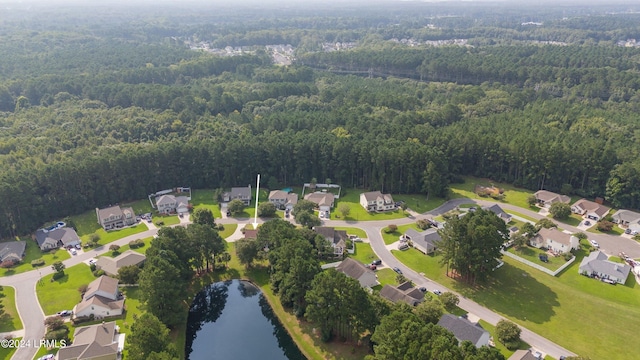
[[550, 213, 583, 227], [154, 214, 180, 226], [350, 242, 377, 265], [103, 237, 152, 257], [190, 189, 223, 218], [80, 224, 148, 246], [0, 286, 21, 332], [333, 226, 367, 239], [449, 176, 537, 210], [36, 264, 96, 315], [587, 223, 625, 236], [507, 246, 569, 271], [373, 268, 398, 291], [381, 223, 422, 245], [478, 320, 530, 359], [505, 210, 539, 223], [392, 194, 446, 214], [330, 188, 408, 221], [0, 240, 70, 276], [392, 243, 640, 360], [218, 223, 238, 240]]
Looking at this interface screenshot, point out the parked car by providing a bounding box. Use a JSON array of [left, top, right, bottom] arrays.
[[71, 249, 77, 255], [625, 228, 632, 235], [369, 265, 377, 270], [37, 355, 54, 360], [418, 287, 427, 293], [75, 244, 82, 250], [534, 351, 543, 360], [590, 240, 599, 248], [57, 310, 72, 317], [392, 267, 402, 274], [583, 220, 591, 226], [88, 259, 97, 265], [372, 259, 382, 266], [432, 289, 442, 295]]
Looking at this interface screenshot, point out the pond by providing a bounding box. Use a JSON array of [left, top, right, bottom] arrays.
[[185, 279, 307, 360]]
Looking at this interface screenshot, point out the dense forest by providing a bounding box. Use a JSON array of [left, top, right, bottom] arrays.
[[1, 1, 640, 238]]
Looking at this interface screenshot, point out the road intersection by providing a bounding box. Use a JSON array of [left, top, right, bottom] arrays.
[[3, 198, 638, 359]]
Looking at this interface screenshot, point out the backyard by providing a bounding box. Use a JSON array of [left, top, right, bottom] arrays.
[[0, 240, 70, 276], [507, 245, 570, 272], [449, 176, 538, 210], [329, 188, 408, 221], [350, 242, 377, 265], [190, 189, 223, 218], [79, 223, 148, 246], [391, 243, 640, 360], [36, 263, 96, 315]]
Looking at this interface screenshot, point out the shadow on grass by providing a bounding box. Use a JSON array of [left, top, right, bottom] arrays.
[[0, 313, 16, 331], [52, 274, 70, 284], [449, 262, 559, 324]]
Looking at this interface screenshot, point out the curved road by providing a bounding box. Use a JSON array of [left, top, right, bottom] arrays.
[[4, 198, 638, 359]]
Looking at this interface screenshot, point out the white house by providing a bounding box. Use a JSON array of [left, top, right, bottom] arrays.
[[579, 251, 631, 284], [335, 258, 378, 288], [223, 185, 252, 205], [611, 210, 640, 231], [73, 276, 124, 319], [529, 227, 579, 254], [156, 194, 190, 214], [268, 190, 298, 210], [360, 191, 395, 212], [571, 199, 610, 221]]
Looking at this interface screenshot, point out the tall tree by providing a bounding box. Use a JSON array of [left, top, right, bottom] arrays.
[[139, 253, 187, 327], [191, 208, 216, 227], [549, 202, 571, 220], [127, 313, 177, 360]]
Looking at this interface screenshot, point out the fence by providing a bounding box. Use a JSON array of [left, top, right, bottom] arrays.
[[501, 250, 576, 276]]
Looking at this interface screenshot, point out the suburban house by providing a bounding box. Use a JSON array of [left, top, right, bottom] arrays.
[[314, 227, 347, 256], [482, 204, 512, 223], [95, 250, 146, 276], [508, 349, 539, 360], [96, 205, 136, 230], [379, 281, 425, 306], [335, 258, 378, 288], [534, 190, 571, 208], [57, 321, 121, 360], [437, 314, 491, 348], [34, 228, 81, 251], [571, 199, 611, 221], [268, 190, 298, 210], [73, 276, 124, 319], [244, 229, 258, 239], [579, 251, 631, 284], [529, 227, 580, 254], [360, 191, 395, 212], [403, 228, 440, 254], [304, 192, 335, 213], [223, 185, 252, 205], [0, 241, 26, 265], [156, 194, 190, 214], [612, 209, 640, 231]]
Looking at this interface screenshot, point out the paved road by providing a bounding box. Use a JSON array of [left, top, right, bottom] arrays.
[[4, 197, 637, 360]]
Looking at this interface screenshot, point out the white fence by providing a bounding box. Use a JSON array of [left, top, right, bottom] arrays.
[[501, 250, 576, 276]]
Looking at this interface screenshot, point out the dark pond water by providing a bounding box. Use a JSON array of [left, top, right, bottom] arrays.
[[185, 279, 307, 360]]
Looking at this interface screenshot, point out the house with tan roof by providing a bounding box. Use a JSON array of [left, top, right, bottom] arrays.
[[379, 281, 425, 306], [571, 199, 610, 221], [335, 258, 378, 288], [304, 192, 335, 212], [314, 227, 347, 256], [529, 227, 579, 254], [360, 191, 395, 212], [95, 250, 146, 276], [96, 205, 136, 230], [534, 190, 571, 208], [268, 190, 298, 210], [57, 321, 121, 360], [73, 276, 124, 319]]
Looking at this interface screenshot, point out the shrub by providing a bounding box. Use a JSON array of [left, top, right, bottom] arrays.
[[44, 316, 65, 331], [217, 224, 225, 231], [596, 220, 614, 232], [45, 327, 69, 342], [416, 219, 431, 230], [31, 259, 45, 267], [563, 253, 574, 261], [78, 284, 88, 294], [155, 220, 164, 226], [385, 224, 398, 233], [52, 272, 65, 280], [128, 239, 145, 249], [92, 269, 105, 277], [496, 319, 521, 350]]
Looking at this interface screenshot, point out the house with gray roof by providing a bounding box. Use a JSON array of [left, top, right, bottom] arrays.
[[156, 194, 190, 214], [360, 191, 395, 212], [571, 199, 610, 221], [314, 227, 347, 256], [223, 185, 252, 205], [379, 281, 425, 306], [268, 190, 298, 210], [0, 241, 26, 265], [335, 258, 378, 288], [57, 321, 120, 360], [611, 209, 640, 231], [437, 314, 491, 348], [403, 228, 439, 254], [34, 227, 80, 251], [96, 205, 136, 230], [95, 250, 146, 276], [579, 250, 631, 284], [482, 204, 512, 223], [534, 190, 571, 208], [304, 192, 335, 212]]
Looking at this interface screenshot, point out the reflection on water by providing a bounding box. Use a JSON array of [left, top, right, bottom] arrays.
[[185, 280, 306, 360]]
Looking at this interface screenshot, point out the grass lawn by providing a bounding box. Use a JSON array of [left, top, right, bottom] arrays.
[[190, 189, 222, 218], [587, 223, 625, 236], [333, 226, 367, 239], [449, 176, 537, 210], [218, 223, 238, 240], [0, 240, 70, 276], [154, 214, 180, 226], [80, 224, 148, 247], [330, 188, 408, 221], [392, 244, 640, 360], [508, 218, 526, 231], [478, 320, 530, 359], [36, 264, 96, 315], [507, 246, 569, 272], [381, 223, 422, 245], [550, 213, 583, 227], [392, 194, 446, 214], [505, 210, 539, 223], [104, 237, 152, 256], [0, 337, 19, 359], [350, 242, 377, 265], [68, 199, 155, 237], [32, 343, 57, 359], [373, 268, 398, 291], [0, 286, 22, 332]]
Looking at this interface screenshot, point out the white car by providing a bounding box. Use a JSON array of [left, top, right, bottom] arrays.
[[37, 355, 54, 360], [590, 240, 599, 248]]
